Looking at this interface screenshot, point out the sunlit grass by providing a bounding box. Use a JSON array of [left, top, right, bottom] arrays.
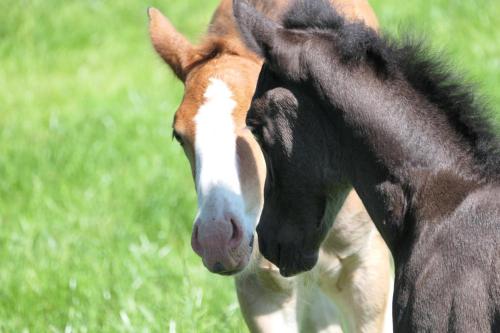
[[0, 0, 498, 332]]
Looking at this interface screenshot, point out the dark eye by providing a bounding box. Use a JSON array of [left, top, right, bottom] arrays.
[[249, 126, 265, 147], [247, 125, 259, 136], [246, 117, 263, 138], [172, 130, 184, 146]]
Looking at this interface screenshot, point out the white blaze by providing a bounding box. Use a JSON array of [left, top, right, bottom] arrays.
[[194, 78, 247, 229]]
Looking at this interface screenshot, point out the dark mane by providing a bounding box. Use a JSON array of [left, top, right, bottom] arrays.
[[282, 0, 500, 179], [283, 0, 344, 30]]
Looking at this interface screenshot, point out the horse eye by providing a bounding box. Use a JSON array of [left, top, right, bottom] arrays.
[[247, 125, 259, 136], [172, 130, 184, 146], [249, 125, 264, 144], [246, 118, 262, 136]]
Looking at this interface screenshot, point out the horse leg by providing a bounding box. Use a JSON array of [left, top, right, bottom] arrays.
[[316, 190, 393, 333], [236, 253, 345, 333], [235, 253, 299, 332], [319, 231, 393, 333], [295, 276, 344, 333]]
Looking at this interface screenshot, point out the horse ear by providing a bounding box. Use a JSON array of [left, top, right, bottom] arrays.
[[233, 0, 279, 57], [148, 7, 194, 81], [233, 1, 304, 80]]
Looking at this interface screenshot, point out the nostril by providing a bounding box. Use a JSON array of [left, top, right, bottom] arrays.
[[191, 224, 202, 255], [228, 218, 243, 249], [194, 224, 199, 240]]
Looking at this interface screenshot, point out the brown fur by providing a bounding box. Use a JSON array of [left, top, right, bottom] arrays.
[[151, 0, 380, 165]]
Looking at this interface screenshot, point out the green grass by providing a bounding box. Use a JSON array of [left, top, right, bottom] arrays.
[[0, 0, 499, 332]]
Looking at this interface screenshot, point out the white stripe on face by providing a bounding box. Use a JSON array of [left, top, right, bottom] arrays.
[[194, 78, 249, 230]]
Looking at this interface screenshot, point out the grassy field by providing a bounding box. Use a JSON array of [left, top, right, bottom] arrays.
[[0, 0, 499, 332]]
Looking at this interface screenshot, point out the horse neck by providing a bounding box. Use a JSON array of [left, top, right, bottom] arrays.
[[318, 63, 482, 251]]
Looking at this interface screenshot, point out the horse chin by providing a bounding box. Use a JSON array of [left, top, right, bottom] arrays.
[[256, 222, 321, 277], [257, 237, 319, 277], [216, 255, 250, 276], [211, 254, 252, 276], [278, 250, 319, 277], [205, 233, 254, 276]]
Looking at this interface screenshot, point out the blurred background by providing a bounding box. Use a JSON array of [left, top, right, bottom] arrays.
[[0, 0, 499, 331]]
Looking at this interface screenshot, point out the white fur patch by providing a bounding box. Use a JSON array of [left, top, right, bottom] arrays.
[[194, 78, 251, 231]]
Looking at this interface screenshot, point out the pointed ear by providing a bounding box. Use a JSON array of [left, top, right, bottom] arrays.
[[232, 0, 280, 57], [148, 7, 195, 81], [233, 1, 305, 81]]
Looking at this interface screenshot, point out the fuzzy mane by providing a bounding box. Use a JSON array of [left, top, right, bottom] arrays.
[[283, 0, 344, 30], [283, 0, 500, 179]]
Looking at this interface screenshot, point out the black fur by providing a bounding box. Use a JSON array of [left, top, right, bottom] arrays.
[[234, 0, 500, 331], [282, 0, 500, 180]]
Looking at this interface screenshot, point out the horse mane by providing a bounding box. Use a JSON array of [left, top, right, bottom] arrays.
[[282, 0, 500, 179]]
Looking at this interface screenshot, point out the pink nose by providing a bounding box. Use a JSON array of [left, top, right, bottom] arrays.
[[191, 216, 245, 274]]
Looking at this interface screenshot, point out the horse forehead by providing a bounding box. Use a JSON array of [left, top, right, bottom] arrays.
[[174, 57, 259, 138]]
